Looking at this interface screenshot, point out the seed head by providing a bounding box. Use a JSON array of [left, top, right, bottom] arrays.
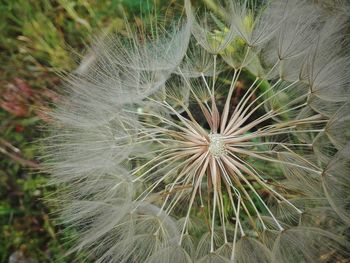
[[44, 0, 350, 262]]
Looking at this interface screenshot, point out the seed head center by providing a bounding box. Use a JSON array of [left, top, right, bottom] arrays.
[[208, 133, 226, 157]]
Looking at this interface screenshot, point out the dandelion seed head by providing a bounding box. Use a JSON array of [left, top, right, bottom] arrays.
[[44, 0, 350, 262]]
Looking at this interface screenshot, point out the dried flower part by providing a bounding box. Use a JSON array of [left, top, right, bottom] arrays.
[[322, 143, 350, 225], [44, 0, 350, 262]]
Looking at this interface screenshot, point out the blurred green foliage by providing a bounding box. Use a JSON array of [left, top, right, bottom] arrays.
[[0, 0, 180, 262]]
